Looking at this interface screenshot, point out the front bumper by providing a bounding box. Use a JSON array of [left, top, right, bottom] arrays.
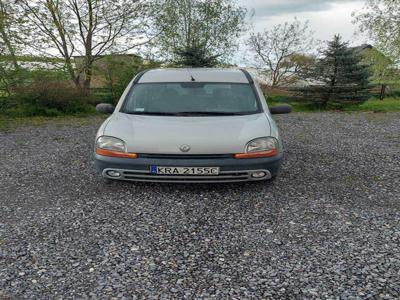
[[94, 153, 283, 183]]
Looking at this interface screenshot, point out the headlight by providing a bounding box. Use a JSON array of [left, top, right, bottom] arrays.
[[235, 137, 279, 159], [246, 137, 278, 153], [96, 136, 126, 152], [95, 136, 138, 158]]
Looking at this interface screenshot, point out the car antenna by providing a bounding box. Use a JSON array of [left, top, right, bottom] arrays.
[[187, 68, 196, 81]]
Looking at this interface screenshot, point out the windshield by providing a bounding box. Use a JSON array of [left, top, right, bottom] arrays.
[[121, 82, 261, 116]]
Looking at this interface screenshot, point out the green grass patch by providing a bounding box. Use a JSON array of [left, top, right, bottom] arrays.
[[266, 96, 323, 112], [2, 104, 97, 118], [344, 98, 400, 112], [0, 114, 105, 132], [266, 94, 400, 113]]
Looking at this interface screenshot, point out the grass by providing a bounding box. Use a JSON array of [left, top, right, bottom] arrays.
[[266, 97, 322, 112], [266, 95, 400, 113], [344, 98, 400, 112], [0, 113, 105, 132]]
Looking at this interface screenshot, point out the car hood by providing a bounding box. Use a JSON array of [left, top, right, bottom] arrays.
[[103, 112, 271, 154]]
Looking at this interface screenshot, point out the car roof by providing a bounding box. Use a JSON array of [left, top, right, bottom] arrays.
[[138, 68, 251, 83]]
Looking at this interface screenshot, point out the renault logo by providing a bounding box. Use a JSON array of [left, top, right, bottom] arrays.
[[179, 144, 191, 152]]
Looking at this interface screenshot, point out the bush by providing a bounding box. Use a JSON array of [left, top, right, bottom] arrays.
[[15, 84, 94, 116], [1, 71, 95, 117]]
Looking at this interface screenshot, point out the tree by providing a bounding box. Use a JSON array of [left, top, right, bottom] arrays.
[[0, 0, 20, 70], [247, 19, 314, 87], [295, 35, 371, 107], [361, 48, 397, 100], [174, 45, 219, 67], [155, 0, 247, 67], [353, 0, 400, 62], [16, 0, 158, 94], [0, 0, 23, 96], [93, 55, 161, 102]]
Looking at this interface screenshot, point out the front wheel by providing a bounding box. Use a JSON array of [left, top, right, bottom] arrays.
[[268, 175, 278, 182], [101, 176, 114, 185]]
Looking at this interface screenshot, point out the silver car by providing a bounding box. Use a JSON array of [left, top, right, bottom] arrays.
[[94, 68, 291, 183]]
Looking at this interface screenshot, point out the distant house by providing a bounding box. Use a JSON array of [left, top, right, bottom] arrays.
[[72, 53, 143, 69], [72, 54, 144, 88], [351, 44, 373, 54], [0, 55, 64, 70]]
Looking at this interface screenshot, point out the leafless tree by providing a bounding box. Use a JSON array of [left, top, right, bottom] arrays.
[[16, 0, 160, 94], [247, 19, 314, 87]]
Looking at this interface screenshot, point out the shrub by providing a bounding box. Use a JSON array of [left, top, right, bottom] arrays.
[[2, 71, 95, 117], [17, 81, 93, 114]]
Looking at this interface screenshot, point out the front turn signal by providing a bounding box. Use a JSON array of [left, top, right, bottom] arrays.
[[234, 149, 278, 159], [96, 148, 138, 158]]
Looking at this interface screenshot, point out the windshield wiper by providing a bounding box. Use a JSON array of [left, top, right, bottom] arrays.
[[174, 111, 248, 116], [124, 111, 250, 116], [124, 111, 180, 116]]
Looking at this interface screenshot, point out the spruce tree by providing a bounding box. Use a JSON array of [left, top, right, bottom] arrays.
[[174, 45, 219, 67], [296, 35, 371, 107]]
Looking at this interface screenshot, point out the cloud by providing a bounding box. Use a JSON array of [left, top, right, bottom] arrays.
[[241, 0, 361, 19]]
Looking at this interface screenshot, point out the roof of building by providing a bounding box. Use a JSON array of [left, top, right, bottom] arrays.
[[72, 53, 141, 59], [351, 44, 373, 53], [138, 68, 250, 83]]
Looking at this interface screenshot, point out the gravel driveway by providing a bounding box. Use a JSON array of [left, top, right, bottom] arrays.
[[1, 112, 399, 299]]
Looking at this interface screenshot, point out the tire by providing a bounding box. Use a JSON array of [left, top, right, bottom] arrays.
[[268, 175, 278, 182], [102, 176, 113, 184]]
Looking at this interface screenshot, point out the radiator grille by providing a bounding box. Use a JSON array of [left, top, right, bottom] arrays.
[[102, 168, 271, 183], [122, 170, 249, 183]]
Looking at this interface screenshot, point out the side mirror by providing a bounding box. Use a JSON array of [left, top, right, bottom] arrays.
[[270, 105, 292, 115], [96, 103, 115, 114]]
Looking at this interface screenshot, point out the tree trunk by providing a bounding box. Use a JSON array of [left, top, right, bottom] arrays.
[[271, 69, 279, 86], [0, 24, 19, 70], [0, 29, 19, 70], [82, 67, 92, 96], [379, 84, 386, 101], [81, 0, 94, 96]]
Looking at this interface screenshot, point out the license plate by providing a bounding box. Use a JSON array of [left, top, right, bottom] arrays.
[[150, 166, 219, 176]]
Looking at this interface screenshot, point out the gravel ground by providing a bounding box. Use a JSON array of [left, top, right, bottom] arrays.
[[0, 112, 399, 299]]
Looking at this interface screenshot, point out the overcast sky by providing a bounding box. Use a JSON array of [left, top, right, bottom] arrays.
[[242, 0, 365, 41], [237, 0, 367, 65]]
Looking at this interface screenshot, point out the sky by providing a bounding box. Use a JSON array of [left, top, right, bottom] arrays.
[[237, 0, 367, 65]]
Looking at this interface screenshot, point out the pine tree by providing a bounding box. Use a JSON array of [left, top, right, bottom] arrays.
[[295, 35, 371, 107], [174, 45, 219, 67]]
